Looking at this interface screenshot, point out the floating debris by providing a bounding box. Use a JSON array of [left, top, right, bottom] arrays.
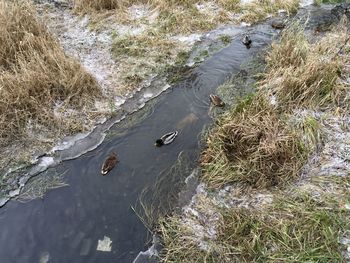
[[97, 236, 112, 252]]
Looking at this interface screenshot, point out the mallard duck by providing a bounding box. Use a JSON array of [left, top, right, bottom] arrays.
[[271, 19, 285, 29], [242, 34, 252, 48], [101, 152, 118, 175], [155, 131, 178, 147], [210, 94, 225, 107]]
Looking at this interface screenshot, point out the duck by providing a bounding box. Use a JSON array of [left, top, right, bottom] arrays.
[[155, 131, 178, 147], [101, 152, 118, 175], [242, 34, 252, 48], [210, 94, 225, 107], [271, 19, 285, 29]]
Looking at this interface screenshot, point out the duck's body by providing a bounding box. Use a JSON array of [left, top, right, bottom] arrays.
[[271, 19, 285, 29], [210, 94, 225, 107], [155, 131, 178, 147], [101, 152, 118, 175], [242, 35, 252, 48]]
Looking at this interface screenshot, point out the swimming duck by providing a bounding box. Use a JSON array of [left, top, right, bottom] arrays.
[[155, 131, 178, 147], [242, 34, 252, 48], [210, 94, 225, 107], [271, 19, 285, 29], [101, 152, 118, 175]]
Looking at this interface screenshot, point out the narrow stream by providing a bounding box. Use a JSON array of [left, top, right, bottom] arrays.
[[0, 4, 340, 262]]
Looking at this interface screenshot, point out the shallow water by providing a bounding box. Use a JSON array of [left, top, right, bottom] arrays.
[[2, 5, 339, 260]]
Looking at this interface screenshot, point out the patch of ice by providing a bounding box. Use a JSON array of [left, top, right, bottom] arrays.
[[240, 22, 251, 27], [39, 251, 50, 263], [0, 197, 8, 207], [50, 133, 89, 153], [133, 235, 160, 263], [114, 97, 127, 107], [143, 92, 153, 99], [39, 157, 55, 167], [97, 236, 112, 252], [9, 189, 20, 198]]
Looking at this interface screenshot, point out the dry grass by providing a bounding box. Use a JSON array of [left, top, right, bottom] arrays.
[[159, 176, 350, 262], [239, 0, 300, 24], [0, 0, 103, 147], [201, 95, 306, 189], [75, 0, 240, 34], [112, 32, 182, 91], [75, 0, 302, 32], [262, 21, 350, 109], [159, 15, 350, 263]]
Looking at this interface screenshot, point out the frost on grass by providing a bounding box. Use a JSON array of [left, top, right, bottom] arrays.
[[37, 3, 118, 98], [160, 16, 350, 262], [164, 182, 273, 253]]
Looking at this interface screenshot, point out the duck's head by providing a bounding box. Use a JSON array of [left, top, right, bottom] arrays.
[[155, 139, 164, 147]]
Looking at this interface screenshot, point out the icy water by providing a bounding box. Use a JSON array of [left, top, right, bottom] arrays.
[[0, 4, 340, 262]]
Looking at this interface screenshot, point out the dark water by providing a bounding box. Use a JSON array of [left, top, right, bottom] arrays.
[[0, 23, 277, 263]]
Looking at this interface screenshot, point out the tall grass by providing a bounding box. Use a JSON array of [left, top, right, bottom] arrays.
[[263, 21, 350, 109], [239, 0, 300, 24], [0, 0, 103, 147], [201, 95, 306, 189]]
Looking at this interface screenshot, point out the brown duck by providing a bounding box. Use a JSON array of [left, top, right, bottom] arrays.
[[210, 94, 225, 107], [271, 19, 285, 29], [101, 152, 118, 175]]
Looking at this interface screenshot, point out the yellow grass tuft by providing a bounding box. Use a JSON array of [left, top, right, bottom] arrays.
[[262, 21, 350, 109], [201, 95, 306, 189], [0, 0, 103, 147], [239, 0, 300, 24]]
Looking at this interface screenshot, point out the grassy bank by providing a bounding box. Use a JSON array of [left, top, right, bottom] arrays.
[[73, 0, 301, 93], [159, 18, 350, 262], [0, 1, 105, 171], [160, 180, 350, 262]]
